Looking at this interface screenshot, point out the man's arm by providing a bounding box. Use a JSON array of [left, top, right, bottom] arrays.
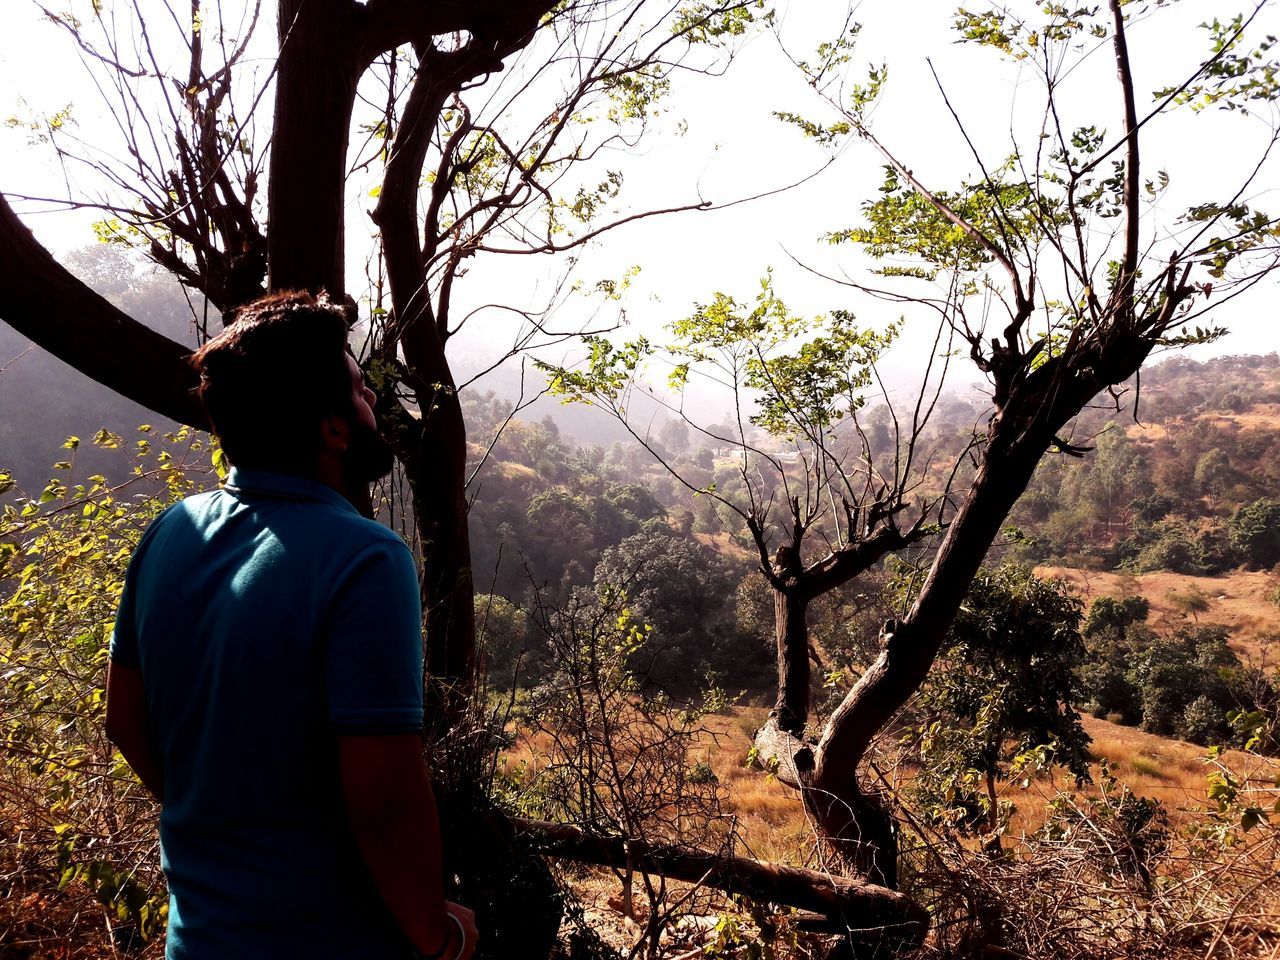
[[104, 662, 164, 801], [338, 734, 477, 960]]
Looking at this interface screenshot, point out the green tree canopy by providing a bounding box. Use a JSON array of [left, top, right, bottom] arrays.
[[1228, 498, 1280, 568], [912, 565, 1091, 838]]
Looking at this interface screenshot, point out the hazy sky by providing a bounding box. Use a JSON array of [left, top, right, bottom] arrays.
[[3, 0, 1279, 412]]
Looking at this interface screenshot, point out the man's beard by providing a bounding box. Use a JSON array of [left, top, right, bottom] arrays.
[[343, 419, 396, 487]]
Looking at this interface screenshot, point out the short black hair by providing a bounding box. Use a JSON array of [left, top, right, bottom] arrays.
[[190, 290, 353, 470]]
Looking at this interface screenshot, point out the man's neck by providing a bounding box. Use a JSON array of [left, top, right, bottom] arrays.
[[315, 456, 374, 518], [314, 456, 349, 500]]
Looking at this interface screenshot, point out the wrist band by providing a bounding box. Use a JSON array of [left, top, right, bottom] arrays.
[[417, 912, 467, 960], [447, 912, 467, 960]]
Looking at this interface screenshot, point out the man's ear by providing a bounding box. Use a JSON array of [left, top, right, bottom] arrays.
[[320, 414, 351, 454]]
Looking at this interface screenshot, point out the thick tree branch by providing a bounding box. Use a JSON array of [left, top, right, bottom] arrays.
[[0, 194, 204, 427], [510, 816, 928, 945], [356, 0, 557, 68], [267, 0, 363, 294], [801, 517, 926, 600], [1108, 0, 1140, 317]]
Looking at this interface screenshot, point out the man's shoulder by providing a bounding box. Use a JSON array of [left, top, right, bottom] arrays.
[[150, 488, 409, 559], [328, 510, 412, 556]]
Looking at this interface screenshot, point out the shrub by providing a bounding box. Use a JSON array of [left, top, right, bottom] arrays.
[[1084, 595, 1150, 639], [519, 586, 735, 954], [1129, 519, 1238, 575], [1, 428, 217, 953], [1228, 498, 1280, 569], [1167, 584, 1211, 620], [1181, 695, 1229, 745], [911, 565, 1091, 840]]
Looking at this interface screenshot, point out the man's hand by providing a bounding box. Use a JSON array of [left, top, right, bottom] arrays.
[[442, 901, 477, 960], [339, 734, 477, 958]]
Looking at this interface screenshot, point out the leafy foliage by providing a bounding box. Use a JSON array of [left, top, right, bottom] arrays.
[[1, 428, 218, 950], [910, 565, 1091, 838], [592, 528, 760, 689], [1228, 497, 1280, 568], [1079, 617, 1270, 745]]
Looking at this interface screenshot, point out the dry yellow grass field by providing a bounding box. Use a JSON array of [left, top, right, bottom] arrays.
[[683, 707, 1280, 867], [1039, 566, 1280, 663]]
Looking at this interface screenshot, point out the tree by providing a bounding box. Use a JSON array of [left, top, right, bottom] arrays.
[[657, 417, 691, 455], [545, 1, 1280, 890], [1072, 426, 1145, 537], [911, 565, 1090, 846], [475, 592, 531, 689], [592, 528, 747, 688], [1195, 448, 1236, 510], [0, 0, 764, 722], [1083, 595, 1150, 641], [543, 274, 954, 881], [1228, 497, 1280, 568]]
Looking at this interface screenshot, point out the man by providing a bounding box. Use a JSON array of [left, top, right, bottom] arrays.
[[104, 291, 477, 960]]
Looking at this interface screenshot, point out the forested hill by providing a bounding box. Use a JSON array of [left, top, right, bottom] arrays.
[[454, 352, 1280, 698], [461, 350, 1280, 601], [1007, 352, 1280, 574]]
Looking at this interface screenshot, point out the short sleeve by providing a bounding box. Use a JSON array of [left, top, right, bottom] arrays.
[[109, 511, 168, 669], [323, 537, 424, 734], [109, 571, 141, 668]]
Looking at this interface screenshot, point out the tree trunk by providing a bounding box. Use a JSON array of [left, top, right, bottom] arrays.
[[809, 441, 1039, 879], [410, 399, 477, 727], [807, 357, 1129, 881], [267, 0, 362, 295], [368, 48, 484, 718], [804, 777, 900, 889], [983, 766, 1003, 855], [773, 585, 810, 733]]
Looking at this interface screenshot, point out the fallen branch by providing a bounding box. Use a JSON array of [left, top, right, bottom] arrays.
[[510, 816, 929, 950]]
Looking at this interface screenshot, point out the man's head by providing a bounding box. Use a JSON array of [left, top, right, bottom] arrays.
[[191, 290, 394, 485]]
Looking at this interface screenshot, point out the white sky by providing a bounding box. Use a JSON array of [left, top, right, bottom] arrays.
[[2, 0, 1279, 412]]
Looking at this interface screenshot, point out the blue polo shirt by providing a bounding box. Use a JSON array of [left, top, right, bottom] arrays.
[[110, 467, 424, 959]]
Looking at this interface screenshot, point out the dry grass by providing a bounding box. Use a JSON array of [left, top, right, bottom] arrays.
[[688, 709, 1280, 958], [1038, 566, 1280, 663], [693, 707, 815, 865], [1001, 715, 1280, 839], [1121, 401, 1280, 442], [650, 707, 1280, 870], [689, 530, 754, 563]]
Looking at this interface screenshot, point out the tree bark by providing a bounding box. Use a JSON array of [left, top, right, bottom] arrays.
[[0, 194, 204, 427], [772, 585, 811, 733], [267, 0, 362, 295], [410, 407, 478, 718], [369, 46, 492, 710]]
